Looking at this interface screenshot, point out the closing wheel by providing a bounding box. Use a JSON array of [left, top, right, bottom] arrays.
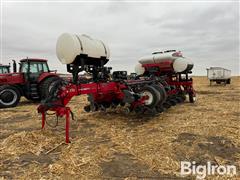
[[0, 85, 21, 108], [169, 99, 177, 106], [156, 104, 164, 113], [134, 105, 144, 114], [175, 96, 183, 103], [189, 93, 196, 103], [179, 93, 186, 102], [140, 85, 160, 108], [163, 101, 171, 109]]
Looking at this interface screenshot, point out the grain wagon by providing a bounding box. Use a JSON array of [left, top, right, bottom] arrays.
[[207, 67, 231, 85]]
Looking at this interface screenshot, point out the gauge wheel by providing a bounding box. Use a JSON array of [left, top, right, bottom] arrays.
[[140, 85, 160, 108]]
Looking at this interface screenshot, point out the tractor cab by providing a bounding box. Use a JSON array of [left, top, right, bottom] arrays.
[[19, 59, 50, 82], [0, 64, 10, 74]]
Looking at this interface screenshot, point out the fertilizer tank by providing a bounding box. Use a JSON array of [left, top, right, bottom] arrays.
[[56, 33, 110, 66], [136, 50, 193, 74]]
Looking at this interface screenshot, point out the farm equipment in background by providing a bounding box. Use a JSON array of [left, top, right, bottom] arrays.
[[134, 50, 196, 104], [0, 59, 62, 108], [0, 64, 10, 74], [207, 67, 231, 86], [37, 33, 196, 143]]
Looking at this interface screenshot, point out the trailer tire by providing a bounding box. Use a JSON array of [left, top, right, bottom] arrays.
[[40, 76, 62, 100], [140, 85, 160, 108], [227, 79, 231, 84], [0, 85, 21, 108]]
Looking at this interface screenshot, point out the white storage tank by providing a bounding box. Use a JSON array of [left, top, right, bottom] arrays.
[[135, 63, 145, 75], [138, 50, 193, 73], [139, 50, 182, 64], [56, 33, 110, 65], [172, 58, 193, 73]]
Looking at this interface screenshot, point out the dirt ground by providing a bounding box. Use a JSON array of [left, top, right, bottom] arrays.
[[0, 76, 239, 179]]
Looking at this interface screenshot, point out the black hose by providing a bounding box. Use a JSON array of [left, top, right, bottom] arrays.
[[45, 113, 59, 128]]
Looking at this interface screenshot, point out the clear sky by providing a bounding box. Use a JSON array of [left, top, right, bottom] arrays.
[[1, 0, 239, 75]]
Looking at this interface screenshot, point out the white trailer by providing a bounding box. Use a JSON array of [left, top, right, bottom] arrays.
[[207, 67, 231, 85]]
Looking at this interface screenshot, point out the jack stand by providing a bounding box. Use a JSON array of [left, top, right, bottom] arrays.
[[65, 107, 70, 143], [40, 106, 71, 143], [42, 111, 46, 129]]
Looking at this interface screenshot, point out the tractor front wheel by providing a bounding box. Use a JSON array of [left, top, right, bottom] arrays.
[[0, 85, 21, 108]]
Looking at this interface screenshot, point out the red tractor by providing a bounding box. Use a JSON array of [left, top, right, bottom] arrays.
[[0, 64, 10, 74], [0, 58, 62, 108]]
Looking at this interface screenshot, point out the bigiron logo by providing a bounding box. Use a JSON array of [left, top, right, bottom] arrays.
[[180, 161, 237, 179]]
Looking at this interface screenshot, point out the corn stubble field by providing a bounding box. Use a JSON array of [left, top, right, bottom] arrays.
[[0, 76, 239, 179]]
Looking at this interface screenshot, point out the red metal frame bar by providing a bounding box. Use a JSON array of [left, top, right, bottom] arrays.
[[38, 81, 129, 143], [40, 106, 71, 143], [38, 69, 196, 143]]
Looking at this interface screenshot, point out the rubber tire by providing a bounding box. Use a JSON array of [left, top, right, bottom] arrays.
[[152, 84, 167, 105], [156, 104, 164, 113], [40, 76, 62, 99], [24, 95, 40, 102], [227, 79, 231, 84], [43, 79, 66, 104], [163, 101, 171, 109], [169, 99, 177, 106], [0, 85, 21, 108], [175, 96, 183, 103], [179, 94, 186, 102], [140, 85, 161, 108]]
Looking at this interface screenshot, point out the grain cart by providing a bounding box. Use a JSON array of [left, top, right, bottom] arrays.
[[0, 64, 10, 74], [0, 59, 62, 108], [37, 33, 196, 143], [207, 67, 231, 85]]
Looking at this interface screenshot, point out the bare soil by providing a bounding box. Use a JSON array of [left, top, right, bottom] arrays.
[[0, 76, 239, 179]]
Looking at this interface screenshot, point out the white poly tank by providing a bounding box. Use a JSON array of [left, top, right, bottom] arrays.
[[139, 51, 181, 65], [135, 63, 145, 75], [173, 58, 193, 73], [138, 51, 193, 73], [56, 33, 110, 64]]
